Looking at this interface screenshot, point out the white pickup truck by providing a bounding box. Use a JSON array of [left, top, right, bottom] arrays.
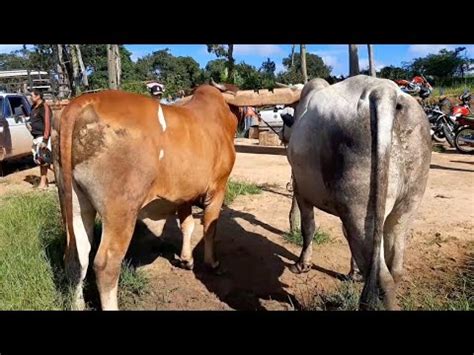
[[0, 93, 33, 161]]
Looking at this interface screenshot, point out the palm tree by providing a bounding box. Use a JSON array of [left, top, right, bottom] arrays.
[[349, 45, 360, 77], [368, 44, 376, 77]]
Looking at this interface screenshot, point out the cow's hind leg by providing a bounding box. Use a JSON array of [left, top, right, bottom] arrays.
[[201, 188, 226, 271], [289, 197, 315, 274], [93, 208, 138, 310], [64, 182, 96, 310], [177, 203, 195, 270]]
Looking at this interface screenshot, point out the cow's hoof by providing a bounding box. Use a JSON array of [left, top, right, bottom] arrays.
[[289, 262, 311, 274], [180, 259, 194, 270], [206, 261, 226, 276], [173, 255, 194, 270]]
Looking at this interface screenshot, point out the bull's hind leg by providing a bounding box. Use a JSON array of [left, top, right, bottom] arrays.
[[64, 182, 96, 310], [342, 226, 363, 282], [93, 207, 138, 310], [289, 197, 315, 274], [383, 204, 419, 288], [177, 203, 195, 270], [339, 216, 396, 310]]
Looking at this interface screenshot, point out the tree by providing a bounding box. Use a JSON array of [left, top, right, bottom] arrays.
[[368, 44, 376, 77], [378, 65, 410, 80], [403, 47, 473, 85], [300, 44, 308, 83], [278, 51, 332, 84], [135, 49, 203, 96], [207, 45, 235, 83], [349, 44, 360, 77], [107, 45, 120, 89]]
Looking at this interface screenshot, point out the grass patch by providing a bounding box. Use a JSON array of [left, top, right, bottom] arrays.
[[283, 228, 331, 246], [224, 179, 262, 205], [118, 261, 150, 308], [0, 191, 69, 310], [401, 253, 473, 311], [0, 191, 149, 310], [307, 282, 363, 311], [432, 145, 446, 153]]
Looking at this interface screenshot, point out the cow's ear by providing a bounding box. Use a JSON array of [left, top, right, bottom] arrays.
[[280, 113, 295, 127]]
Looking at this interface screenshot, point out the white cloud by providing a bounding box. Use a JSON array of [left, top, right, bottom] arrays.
[[275, 63, 285, 74], [359, 58, 385, 71], [321, 55, 338, 69], [408, 45, 452, 56], [233, 45, 283, 56]]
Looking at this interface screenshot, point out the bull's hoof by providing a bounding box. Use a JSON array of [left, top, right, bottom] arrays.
[[289, 262, 311, 274], [205, 261, 227, 276]]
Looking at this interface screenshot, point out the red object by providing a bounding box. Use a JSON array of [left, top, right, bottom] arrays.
[[452, 105, 470, 117], [411, 76, 424, 84]]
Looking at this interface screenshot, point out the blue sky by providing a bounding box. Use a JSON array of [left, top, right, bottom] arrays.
[[1, 44, 473, 77]]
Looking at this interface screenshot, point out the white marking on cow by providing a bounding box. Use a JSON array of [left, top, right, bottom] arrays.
[[71, 183, 93, 309], [158, 105, 167, 132], [159, 149, 164, 160]]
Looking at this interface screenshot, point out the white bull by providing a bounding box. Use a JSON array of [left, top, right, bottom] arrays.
[[280, 75, 431, 310]]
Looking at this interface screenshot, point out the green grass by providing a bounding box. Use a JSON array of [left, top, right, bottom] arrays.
[[224, 179, 262, 205], [0, 191, 149, 310], [300, 253, 473, 311], [432, 145, 446, 153], [0, 191, 69, 310], [283, 228, 331, 247], [306, 282, 364, 311], [401, 253, 473, 311]]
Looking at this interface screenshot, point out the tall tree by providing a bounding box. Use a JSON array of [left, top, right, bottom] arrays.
[[300, 44, 308, 83], [349, 44, 360, 77], [206, 45, 235, 83], [278, 51, 331, 84], [368, 44, 376, 77], [107, 45, 120, 89]]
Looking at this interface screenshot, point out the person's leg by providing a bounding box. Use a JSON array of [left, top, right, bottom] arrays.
[[39, 164, 49, 188]]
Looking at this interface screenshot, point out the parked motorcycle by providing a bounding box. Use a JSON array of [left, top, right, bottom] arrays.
[[441, 92, 473, 152], [395, 75, 433, 101], [424, 96, 453, 144]]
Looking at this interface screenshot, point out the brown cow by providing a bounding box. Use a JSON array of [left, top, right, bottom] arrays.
[[52, 83, 239, 310]]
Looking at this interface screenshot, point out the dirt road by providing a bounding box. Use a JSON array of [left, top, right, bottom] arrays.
[[1, 146, 473, 310]]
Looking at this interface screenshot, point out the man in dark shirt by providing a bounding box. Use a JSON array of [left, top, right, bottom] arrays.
[[28, 89, 52, 189]]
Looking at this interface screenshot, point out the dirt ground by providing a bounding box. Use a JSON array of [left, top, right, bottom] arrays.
[[0, 144, 473, 310]]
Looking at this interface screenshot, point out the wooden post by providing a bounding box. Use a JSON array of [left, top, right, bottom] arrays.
[[349, 44, 360, 77], [368, 44, 376, 77]]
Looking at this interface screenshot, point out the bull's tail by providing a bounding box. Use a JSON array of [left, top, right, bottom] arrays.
[[359, 86, 397, 310], [59, 102, 84, 259]]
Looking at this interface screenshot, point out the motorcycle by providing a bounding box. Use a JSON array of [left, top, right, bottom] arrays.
[[440, 92, 473, 152], [424, 96, 453, 144], [395, 75, 433, 101]]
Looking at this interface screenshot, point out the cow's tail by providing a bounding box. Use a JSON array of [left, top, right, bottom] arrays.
[[59, 102, 84, 260], [359, 86, 397, 310]]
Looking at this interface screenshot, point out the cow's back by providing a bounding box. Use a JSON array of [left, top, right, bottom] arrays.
[[64, 89, 236, 211], [288, 75, 431, 217]]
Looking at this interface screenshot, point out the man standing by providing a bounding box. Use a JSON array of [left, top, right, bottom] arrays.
[[28, 89, 52, 189], [243, 106, 259, 137]]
